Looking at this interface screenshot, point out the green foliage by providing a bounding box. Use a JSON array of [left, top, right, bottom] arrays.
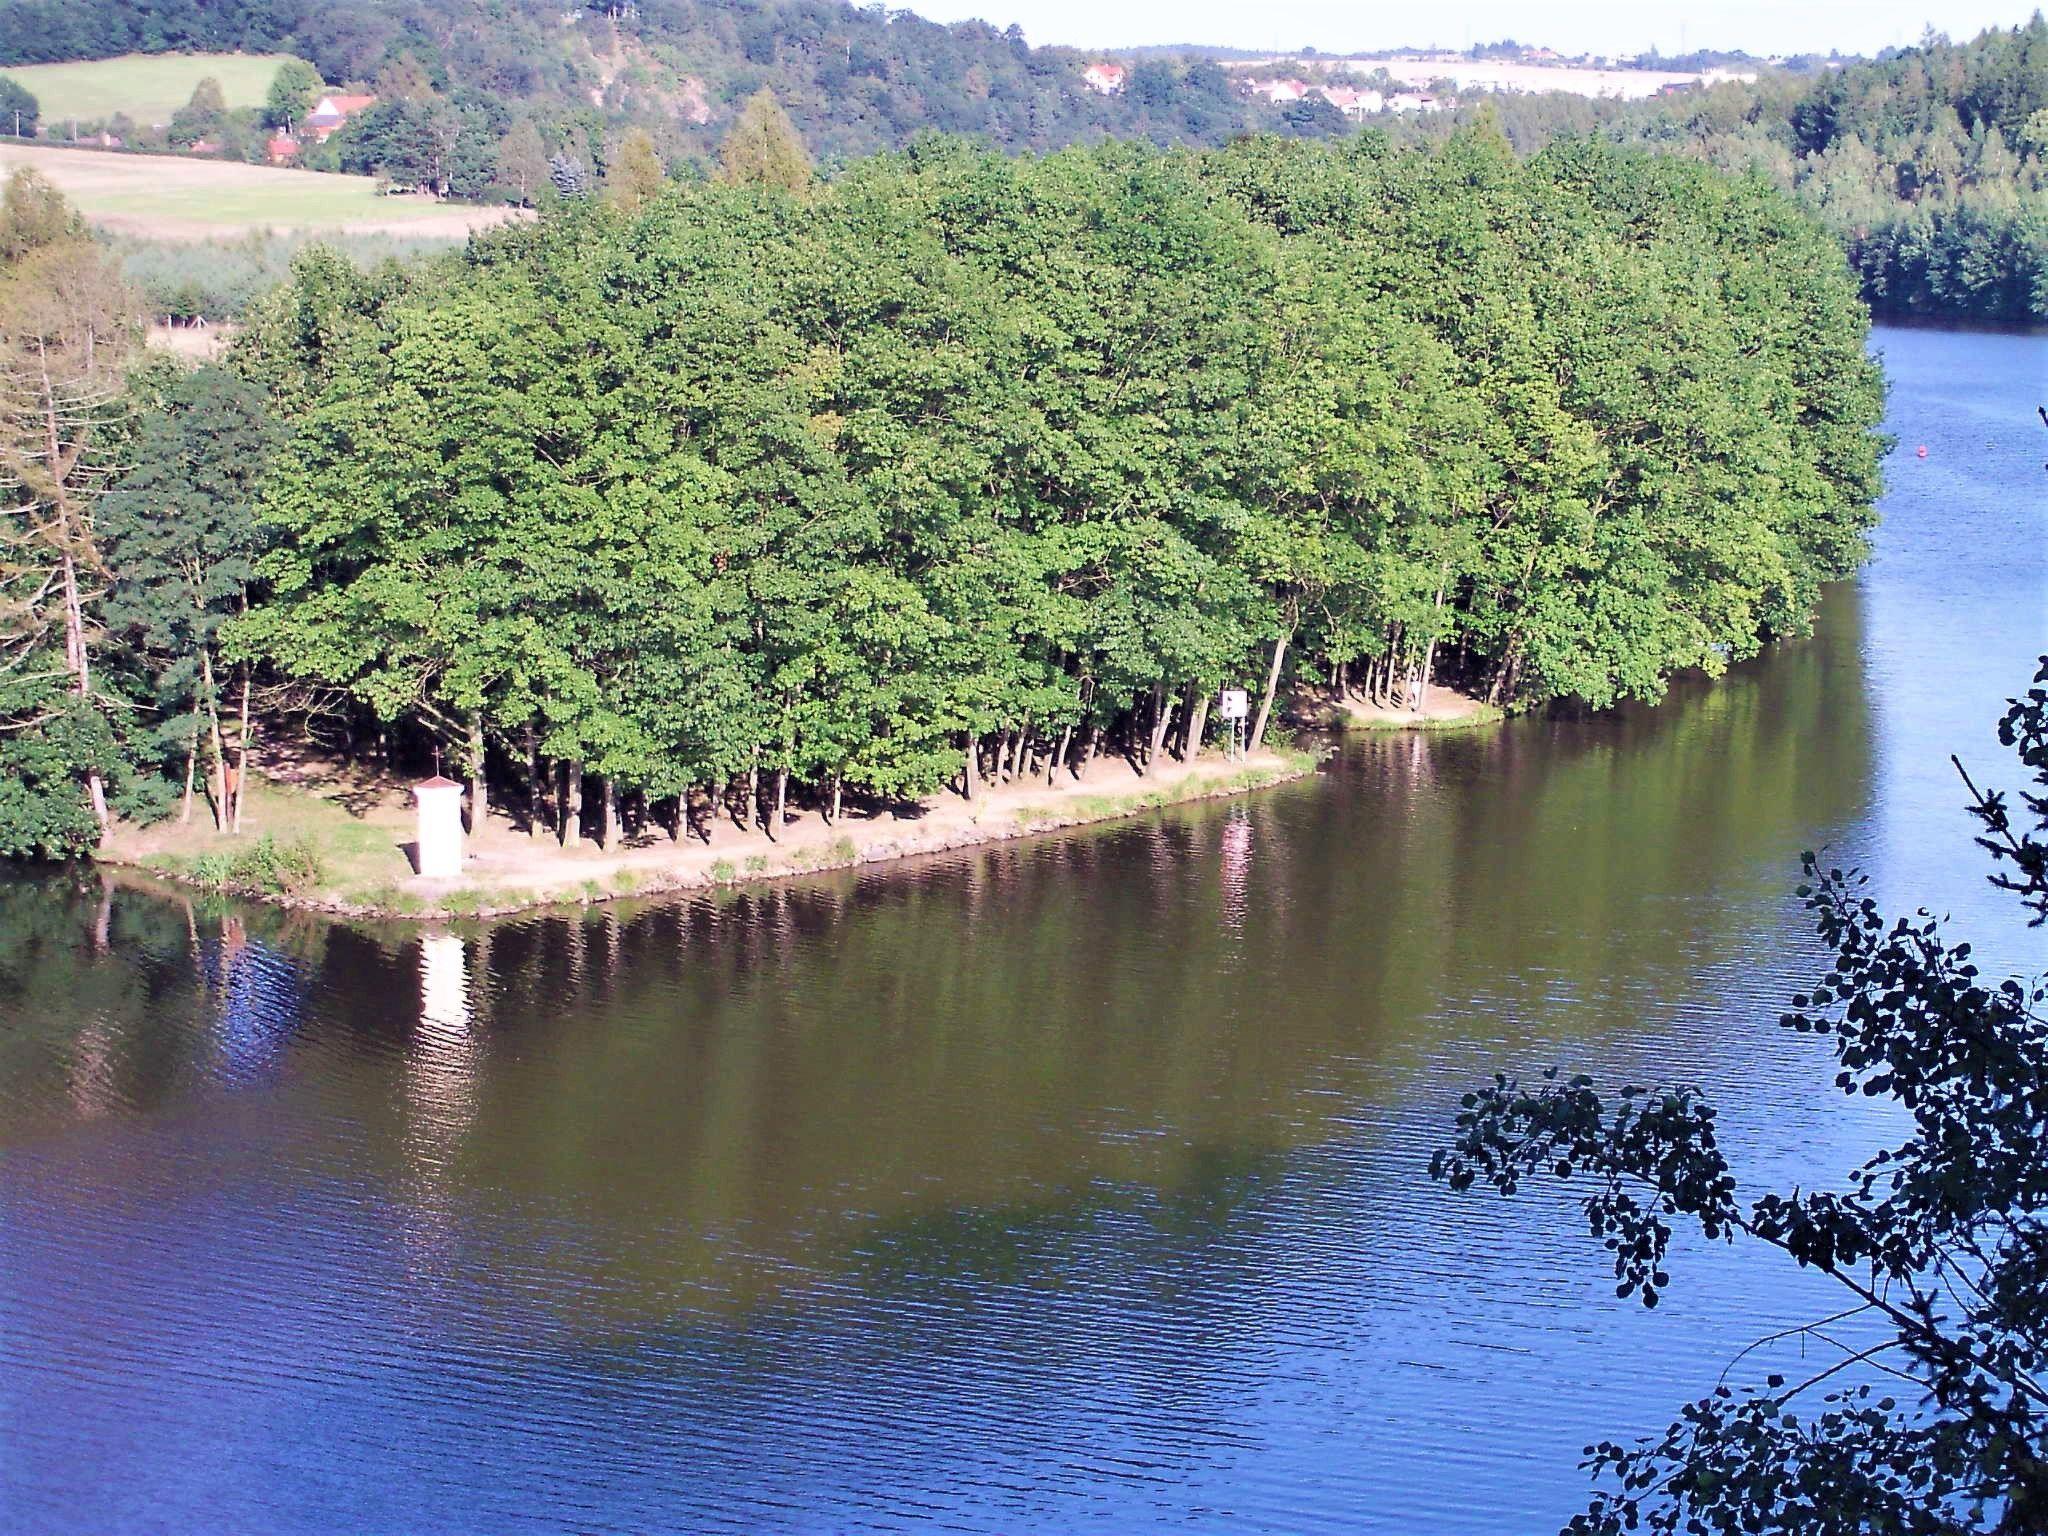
[[1434, 658, 2048, 1533], [0, 170, 153, 859], [263, 57, 320, 132], [1400, 18, 2048, 321], [495, 119, 548, 206], [167, 74, 227, 146], [605, 126, 665, 210], [0, 164, 80, 257], [0, 697, 114, 859], [716, 89, 810, 194], [225, 132, 1882, 836], [112, 229, 459, 322], [185, 832, 324, 894], [0, 73, 36, 135], [1, 0, 2028, 318]]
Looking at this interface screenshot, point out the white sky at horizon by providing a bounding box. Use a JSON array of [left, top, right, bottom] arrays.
[[906, 0, 2040, 61]]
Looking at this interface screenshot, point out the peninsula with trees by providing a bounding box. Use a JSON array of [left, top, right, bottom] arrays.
[[2, 96, 1887, 912]]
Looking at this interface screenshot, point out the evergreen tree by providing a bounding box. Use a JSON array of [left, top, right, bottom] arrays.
[[0, 171, 146, 852], [100, 366, 280, 831], [547, 151, 587, 199]]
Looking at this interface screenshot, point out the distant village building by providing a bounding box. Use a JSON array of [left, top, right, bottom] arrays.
[[1080, 62, 1127, 95], [1245, 77, 1314, 103], [266, 133, 299, 165], [306, 93, 377, 143], [1319, 86, 1384, 118], [1386, 92, 1441, 113]]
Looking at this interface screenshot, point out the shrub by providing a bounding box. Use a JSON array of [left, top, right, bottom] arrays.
[[187, 833, 324, 895]]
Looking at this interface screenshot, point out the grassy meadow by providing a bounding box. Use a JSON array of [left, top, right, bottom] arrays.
[[0, 52, 300, 126], [0, 142, 528, 239]]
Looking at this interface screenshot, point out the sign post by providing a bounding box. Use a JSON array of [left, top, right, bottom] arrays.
[[1218, 688, 1249, 760]]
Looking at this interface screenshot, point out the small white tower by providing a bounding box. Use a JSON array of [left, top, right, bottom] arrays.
[[413, 774, 466, 880]]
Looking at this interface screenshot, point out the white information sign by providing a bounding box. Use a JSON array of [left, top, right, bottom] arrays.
[[1218, 688, 1250, 720]]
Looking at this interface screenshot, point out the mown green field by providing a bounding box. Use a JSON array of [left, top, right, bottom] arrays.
[[0, 52, 301, 126], [0, 143, 527, 240]]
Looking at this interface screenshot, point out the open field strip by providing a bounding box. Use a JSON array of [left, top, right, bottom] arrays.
[[0, 52, 300, 125], [0, 142, 529, 238]]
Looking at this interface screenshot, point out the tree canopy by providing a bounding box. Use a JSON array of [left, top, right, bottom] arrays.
[[209, 131, 1882, 848]]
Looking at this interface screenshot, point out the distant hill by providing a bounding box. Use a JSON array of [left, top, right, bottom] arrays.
[[0, 0, 1281, 160], [1382, 17, 2048, 321], [0, 0, 2038, 319]]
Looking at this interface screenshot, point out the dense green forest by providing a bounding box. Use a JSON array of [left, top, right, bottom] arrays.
[[1399, 19, 2048, 320], [0, 127, 1885, 860]]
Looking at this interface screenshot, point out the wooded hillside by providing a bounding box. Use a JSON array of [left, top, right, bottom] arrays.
[[2, 3, 2041, 317], [1398, 18, 2048, 320]]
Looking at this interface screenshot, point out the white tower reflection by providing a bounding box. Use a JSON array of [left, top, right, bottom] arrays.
[[400, 930, 479, 1285], [1219, 812, 1253, 934]]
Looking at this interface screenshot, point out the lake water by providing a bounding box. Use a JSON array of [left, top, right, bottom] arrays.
[[1, 324, 2043, 1534]]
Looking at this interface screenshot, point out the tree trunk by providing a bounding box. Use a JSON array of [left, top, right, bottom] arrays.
[[1144, 682, 1173, 771], [466, 714, 487, 833], [232, 663, 252, 834], [964, 733, 982, 801], [525, 724, 546, 838], [58, 551, 108, 834], [180, 724, 197, 825], [1487, 635, 1522, 707], [745, 749, 760, 830], [1417, 583, 1446, 717], [771, 766, 788, 838], [830, 774, 843, 824], [1183, 686, 1210, 761], [1051, 725, 1072, 783], [563, 760, 583, 848], [199, 647, 229, 831], [600, 775, 616, 849], [1249, 630, 1290, 753]]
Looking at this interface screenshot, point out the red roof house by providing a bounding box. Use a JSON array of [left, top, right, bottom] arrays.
[[306, 93, 377, 143]]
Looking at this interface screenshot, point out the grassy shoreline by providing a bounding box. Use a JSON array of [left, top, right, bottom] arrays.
[[99, 747, 1321, 921]]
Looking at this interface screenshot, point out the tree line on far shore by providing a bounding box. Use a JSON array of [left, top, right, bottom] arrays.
[[5, 4, 2043, 323], [0, 126, 1885, 859], [1396, 17, 2048, 322]]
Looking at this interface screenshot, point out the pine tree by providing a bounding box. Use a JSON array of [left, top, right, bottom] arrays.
[[0, 172, 143, 848], [547, 152, 588, 199]]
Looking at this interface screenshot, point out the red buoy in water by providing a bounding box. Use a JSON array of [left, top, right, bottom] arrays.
[[1916, 444, 1928, 458]]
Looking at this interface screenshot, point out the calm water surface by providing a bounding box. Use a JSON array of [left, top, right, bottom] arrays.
[[2, 324, 2044, 1533]]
